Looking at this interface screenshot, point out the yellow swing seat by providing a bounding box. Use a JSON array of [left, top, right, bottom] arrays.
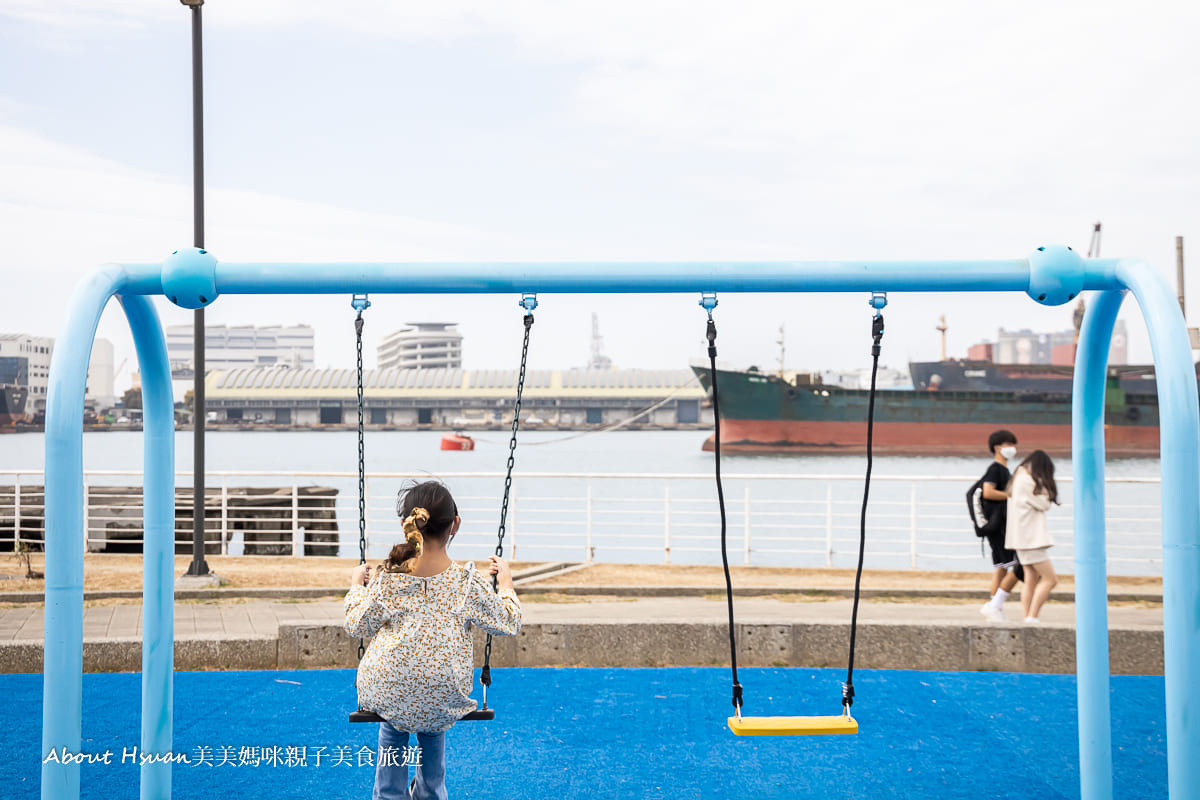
[[727, 713, 858, 736]]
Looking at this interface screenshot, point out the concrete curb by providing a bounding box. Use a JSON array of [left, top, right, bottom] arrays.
[[2, 621, 1164, 676], [1, 635, 277, 674]]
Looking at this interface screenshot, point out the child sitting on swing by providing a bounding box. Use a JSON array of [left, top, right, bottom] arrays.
[[345, 480, 522, 800]]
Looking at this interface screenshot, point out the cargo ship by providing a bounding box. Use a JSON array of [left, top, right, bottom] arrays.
[[693, 365, 1162, 457], [0, 385, 29, 426]]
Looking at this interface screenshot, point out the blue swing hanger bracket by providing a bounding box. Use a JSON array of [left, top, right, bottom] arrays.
[[868, 290, 887, 317], [699, 292, 718, 320], [519, 293, 538, 313], [351, 293, 371, 313]]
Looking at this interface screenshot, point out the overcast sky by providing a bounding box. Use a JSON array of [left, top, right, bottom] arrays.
[[1, 1, 1197, 392]]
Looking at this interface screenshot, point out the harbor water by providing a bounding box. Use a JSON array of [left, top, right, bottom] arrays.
[[0, 430, 1167, 576]]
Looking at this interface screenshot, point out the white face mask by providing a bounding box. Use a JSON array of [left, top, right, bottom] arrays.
[[1000, 446, 1017, 460]]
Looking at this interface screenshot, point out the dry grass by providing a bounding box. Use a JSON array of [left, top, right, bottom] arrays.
[[701, 592, 834, 604], [0, 554, 537, 592], [0, 553, 1163, 597], [524, 593, 638, 604], [535, 562, 1161, 594]]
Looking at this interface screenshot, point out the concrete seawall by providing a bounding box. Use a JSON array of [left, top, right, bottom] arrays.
[[1, 619, 1164, 676]]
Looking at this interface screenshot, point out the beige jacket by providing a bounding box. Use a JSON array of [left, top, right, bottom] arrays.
[[1004, 467, 1053, 551]]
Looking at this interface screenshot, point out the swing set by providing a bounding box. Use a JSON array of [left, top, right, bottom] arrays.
[[39, 249, 1200, 800], [342, 288, 877, 735]]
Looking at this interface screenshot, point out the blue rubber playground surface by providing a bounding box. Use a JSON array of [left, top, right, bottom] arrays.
[[8, 667, 1166, 799]]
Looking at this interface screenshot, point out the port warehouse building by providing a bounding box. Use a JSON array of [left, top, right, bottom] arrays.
[[202, 366, 709, 427]]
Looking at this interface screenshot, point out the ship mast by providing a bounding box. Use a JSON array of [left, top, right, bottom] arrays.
[[1075, 221, 1101, 344], [776, 323, 786, 377], [936, 315, 948, 361]]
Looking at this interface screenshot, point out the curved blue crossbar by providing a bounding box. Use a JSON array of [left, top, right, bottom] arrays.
[[41, 249, 1198, 800]]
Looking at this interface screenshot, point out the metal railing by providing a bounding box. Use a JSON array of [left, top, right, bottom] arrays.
[[0, 469, 1165, 575]]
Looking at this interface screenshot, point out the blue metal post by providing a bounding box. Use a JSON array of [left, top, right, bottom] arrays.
[[1115, 260, 1200, 800], [1072, 289, 1125, 800], [119, 295, 175, 800], [42, 266, 129, 798]]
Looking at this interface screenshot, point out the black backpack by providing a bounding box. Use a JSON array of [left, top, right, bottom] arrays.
[[966, 478, 1004, 538]]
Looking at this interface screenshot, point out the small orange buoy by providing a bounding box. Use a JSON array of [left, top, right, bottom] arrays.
[[440, 432, 475, 451]]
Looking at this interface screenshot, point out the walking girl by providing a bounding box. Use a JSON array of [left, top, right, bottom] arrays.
[[1004, 450, 1059, 623], [345, 480, 522, 800]]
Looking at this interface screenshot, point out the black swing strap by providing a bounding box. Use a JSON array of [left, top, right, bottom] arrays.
[[703, 294, 743, 719], [479, 295, 537, 709], [843, 295, 885, 713]]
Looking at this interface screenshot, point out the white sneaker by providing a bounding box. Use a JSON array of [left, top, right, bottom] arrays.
[[1023, 616, 1040, 624], [980, 603, 1007, 623]]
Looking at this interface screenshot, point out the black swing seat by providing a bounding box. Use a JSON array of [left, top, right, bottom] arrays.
[[349, 708, 495, 724]]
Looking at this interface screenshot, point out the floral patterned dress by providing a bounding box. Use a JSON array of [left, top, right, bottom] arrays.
[[345, 561, 522, 733]]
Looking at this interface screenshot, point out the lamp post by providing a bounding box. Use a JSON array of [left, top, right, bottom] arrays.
[[180, 0, 209, 578]]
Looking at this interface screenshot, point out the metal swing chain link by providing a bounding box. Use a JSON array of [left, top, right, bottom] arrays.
[[495, 312, 535, 565], [355, 309, 367, 661], [481, 310, 535, 691]]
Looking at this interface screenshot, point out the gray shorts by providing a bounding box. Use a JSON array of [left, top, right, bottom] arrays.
[[1017, 546, 1052, 566]]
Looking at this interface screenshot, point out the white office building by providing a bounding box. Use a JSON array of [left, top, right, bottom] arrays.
[[0, 334, 115, 409], [86, 338, 116, 408], [378, 323, 463, 370], [166, 324, 315, 376], [0, 334, 53, 407]]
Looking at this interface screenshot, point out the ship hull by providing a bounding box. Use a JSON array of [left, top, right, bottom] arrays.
[[695, 367, 1163, 457], [701, 418, 1160, 457]]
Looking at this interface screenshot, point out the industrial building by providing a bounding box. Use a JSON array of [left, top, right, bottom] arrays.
[[377, 323, 463, 370], [968, 321, 1129, 366], [203, 366, 708, 428]]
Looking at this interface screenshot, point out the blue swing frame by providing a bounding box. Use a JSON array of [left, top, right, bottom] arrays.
[[40, 245, 1200, 800]]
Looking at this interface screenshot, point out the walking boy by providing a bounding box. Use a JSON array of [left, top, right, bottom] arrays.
[[979, 429, 1022, 622]]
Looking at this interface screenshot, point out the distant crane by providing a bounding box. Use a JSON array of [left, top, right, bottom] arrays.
[[1087, 221, 1102, 258], [588, 313, 613, 370]]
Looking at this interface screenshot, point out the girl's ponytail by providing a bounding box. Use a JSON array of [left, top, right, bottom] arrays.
[[384, 507, 430, 574]]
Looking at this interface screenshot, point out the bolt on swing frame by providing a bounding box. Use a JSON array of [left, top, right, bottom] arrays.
[[41, 246, 1200, 800]]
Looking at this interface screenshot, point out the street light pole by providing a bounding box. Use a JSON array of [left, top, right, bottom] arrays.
[[181, 0, 209, 577]]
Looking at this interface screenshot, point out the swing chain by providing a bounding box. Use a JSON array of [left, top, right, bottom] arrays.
[[495, 310, 534, 562], [482, 300, 536, 698], [353, 296, 369, 661]]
